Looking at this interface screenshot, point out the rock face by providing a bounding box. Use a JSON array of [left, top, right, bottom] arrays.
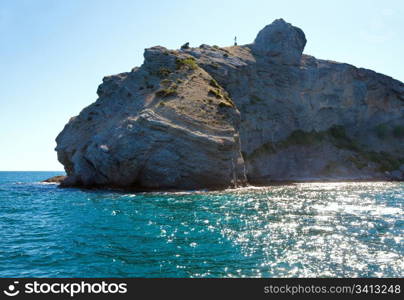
[[42, 175, 66, 184], [56, 47, 246, 189], [252, 18, 306, 65], [55, 19, 404, 189]]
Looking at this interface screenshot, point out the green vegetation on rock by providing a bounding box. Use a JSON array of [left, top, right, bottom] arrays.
[[176, 57, 198, 70], [208, 88, 235, 108], [208, 88, 223, 99], [329, 125, 360, 151], [361, 151, 403, 172], [160, 79, 172, 86], [280, 129, 325, 147], [209, 79, 220, 89], [157, 67, 171, 78], [393, 125, 404, 138], [248, 125, 403, 172], [348, 155, 367, 169], [373, 124, 404, 139], [248, 142, 277, 158], [374, 124, 389, 139], [155, 85, 177, 98], [218, 101, 233, 108], [210, 63, 219, 69]]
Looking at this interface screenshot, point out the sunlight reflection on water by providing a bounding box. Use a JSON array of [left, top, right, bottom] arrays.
[[0, 173, 403, 277]]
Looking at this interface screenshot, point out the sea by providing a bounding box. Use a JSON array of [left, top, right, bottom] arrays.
[[0, 171, 402, 278]]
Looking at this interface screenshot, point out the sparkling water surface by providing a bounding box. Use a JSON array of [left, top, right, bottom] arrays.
[[0, 172, 402, 277]]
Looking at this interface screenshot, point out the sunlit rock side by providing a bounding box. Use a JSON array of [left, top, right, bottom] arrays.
[[56, 47, 246, 189], [54, 19, 404, 189]]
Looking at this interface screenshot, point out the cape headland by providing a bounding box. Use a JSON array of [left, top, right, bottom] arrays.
[[53, 19, 404, 190]]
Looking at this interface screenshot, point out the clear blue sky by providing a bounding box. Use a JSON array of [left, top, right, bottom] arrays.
[[1, 0, 403, 171]]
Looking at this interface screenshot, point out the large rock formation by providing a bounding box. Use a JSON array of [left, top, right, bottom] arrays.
[[252, 18, 306, 65], [55, 19, 404, 189], [56, 47, 246, 189]]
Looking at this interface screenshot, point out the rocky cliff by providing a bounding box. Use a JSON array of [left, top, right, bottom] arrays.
[[55, 19, 404, 189]]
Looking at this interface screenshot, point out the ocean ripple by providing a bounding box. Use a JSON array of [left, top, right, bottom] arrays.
[[0, 172, 402, 277]]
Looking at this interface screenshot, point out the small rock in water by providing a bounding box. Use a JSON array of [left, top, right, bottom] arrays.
[[42, 175, 66, 184]]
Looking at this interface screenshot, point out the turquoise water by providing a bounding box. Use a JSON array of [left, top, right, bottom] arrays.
[[0, 171, 402, 277]]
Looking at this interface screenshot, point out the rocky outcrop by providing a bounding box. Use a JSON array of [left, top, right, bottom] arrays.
[[42, 175, 66, 184], [56, 47, 246, 189], [252, 18, 306, 65], [55, 19, 404, 189]]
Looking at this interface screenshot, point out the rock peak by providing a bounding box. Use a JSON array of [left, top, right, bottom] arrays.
[[54, 20, 404, 189], [252, 19, 307, 65]]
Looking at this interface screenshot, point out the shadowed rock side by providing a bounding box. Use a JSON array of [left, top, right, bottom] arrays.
[[55, 19, 404, 189]]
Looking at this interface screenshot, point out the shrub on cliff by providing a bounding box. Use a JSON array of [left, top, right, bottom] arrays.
[[176, 57, 198, 70], [218, 101, 233, 108], [374, 124, 389, 139], [157, 67, 171, 78], [393, 125, 404, 138], [208, 89, 222, 99], [156, 87, 177, 98], [209, 79, 220, 89]]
